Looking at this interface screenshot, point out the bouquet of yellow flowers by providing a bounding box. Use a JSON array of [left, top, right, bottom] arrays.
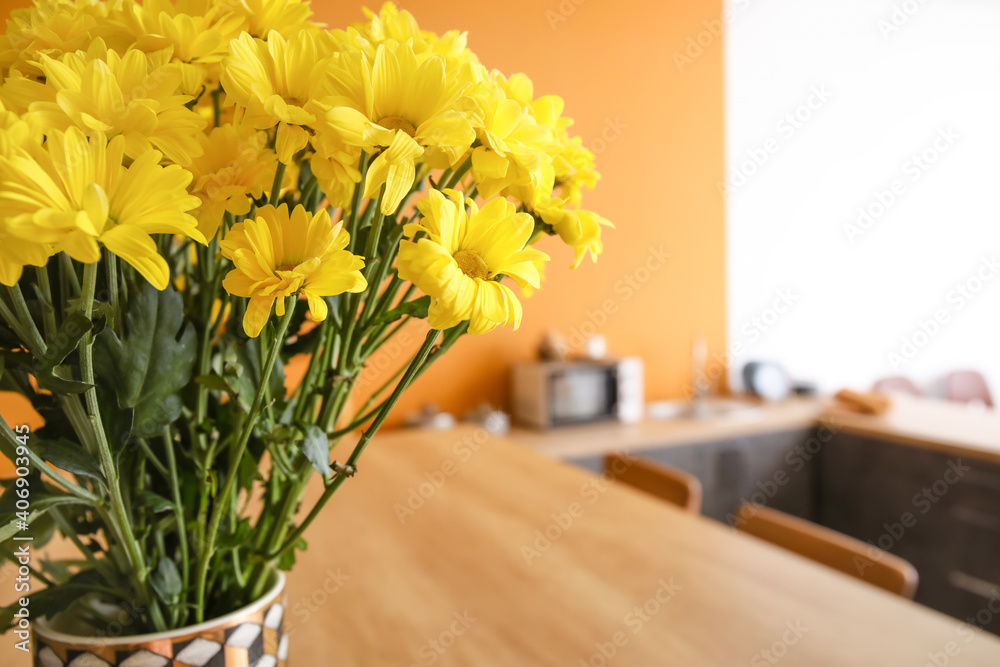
[[0, 0, 611, 641]]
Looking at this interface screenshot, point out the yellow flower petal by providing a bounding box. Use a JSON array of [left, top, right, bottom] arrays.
[[99, 224, 170, 290]]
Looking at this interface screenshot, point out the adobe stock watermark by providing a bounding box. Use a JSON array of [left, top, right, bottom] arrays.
[[577, 578, 682, 667], [750, 620, 809, 666], [406, 611, 477, 667], [687, 287, 799, 400], [285, 568, 351, 638], [521, 451, 636, 565], [393, 427, 494, 524], [923, 582, 1000, 667], [673, 0, 756, 73], [843, 126, 959, 244], [545, 0, 591, 31], [355, 328, 420, 392], [557, 245, 670, 356], [587, 117, 628, 156], [718, 85, 834, 199], [854, 459, 969, 576], [727, 417, 840, 529], [877, 0, 931, 40], [886, 255, 998, 370]]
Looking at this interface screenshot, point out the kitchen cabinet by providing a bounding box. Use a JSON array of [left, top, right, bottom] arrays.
[[569, 425, 1000, 636], [569, 428, 817, 524], [819, 432, 1000, 636]]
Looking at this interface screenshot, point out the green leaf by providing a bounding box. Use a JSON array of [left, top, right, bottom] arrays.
[[374, 295, 431, 326], [35, 373, 93, 394], [195, 373, 231, 393], [92, 282, 196, 438], [218, 518, 251, 550], [37, 313, 92, 372], [0, 496, 83, 544], [150, 557, 182, 602], [229, 337, 285, 411], [301, 426, 331, 481], [138, 491, 174, 514], [37, 439, 103, 483]]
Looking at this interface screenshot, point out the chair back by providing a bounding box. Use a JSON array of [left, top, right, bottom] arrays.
[[872, 376, 922, 396], [943, 370, 994, 407], [604, 454, 702, 514], [736, 504, 919, 598]]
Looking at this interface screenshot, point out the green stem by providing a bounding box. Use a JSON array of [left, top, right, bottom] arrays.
[[34, 266, 57, 339], [262, 328, 440, 563], [7, 284, 47, 356], [0, 417, 97, 502], [269, 162, 287, 206], [292, 320, 330, 423], [80, 264, 166, 631], [106, 252, 120, 331], [212, 88, 222, 128], [162, 429, 190, 618], [194, 296, 296, 623], [441, 157, 471, 191], [59, 253, 81, 298], [358, 224, 405, 332], [134, 439, 168, 478], [0, 295, 32, 355], [50, 507, 104, 575], [346, 153, 371, 254]]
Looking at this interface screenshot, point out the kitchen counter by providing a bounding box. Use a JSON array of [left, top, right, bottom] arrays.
[[509, 395, 1000, 464], [508, 397, 824, 459]]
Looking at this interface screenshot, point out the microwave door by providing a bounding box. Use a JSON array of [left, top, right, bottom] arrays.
[[548, 368, 612, 425]]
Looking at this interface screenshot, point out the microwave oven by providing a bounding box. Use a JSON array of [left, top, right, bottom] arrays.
[[511, 358, 644, 429]]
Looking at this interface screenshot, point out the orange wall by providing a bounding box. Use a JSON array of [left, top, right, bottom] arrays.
[[0, 0, 725, 440], [314, 0, 727, 424]]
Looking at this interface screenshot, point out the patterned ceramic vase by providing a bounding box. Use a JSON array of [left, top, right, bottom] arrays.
[[32, 573, 287, 667]]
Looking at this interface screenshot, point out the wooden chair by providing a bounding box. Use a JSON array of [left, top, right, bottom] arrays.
[[603, 454, 702, 514], [736, 504, 919, 598], [873, 376, 922, 397], [943, 370, 994, 408]]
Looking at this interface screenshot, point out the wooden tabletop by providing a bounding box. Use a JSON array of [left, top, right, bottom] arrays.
[[4, 426, 1000, 665]]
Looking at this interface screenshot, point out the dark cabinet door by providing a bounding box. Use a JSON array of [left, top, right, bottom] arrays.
[[704, 429, 818, 524], [819, 433, 1000, 635], [568, 428, 817, 524]]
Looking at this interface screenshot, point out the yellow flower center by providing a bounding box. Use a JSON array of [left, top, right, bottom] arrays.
[[378, 116, 417, 137], [454, 250, 490, 280]]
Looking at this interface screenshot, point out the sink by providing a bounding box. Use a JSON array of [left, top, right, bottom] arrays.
[[646, 398, 763, 421]]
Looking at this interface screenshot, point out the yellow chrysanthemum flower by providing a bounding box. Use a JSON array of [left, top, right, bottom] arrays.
[[535, 200, 612, 268], [0, 0, 131, 79], [0, 99, 50, 285], [228, 0, 319, 40], [187, 123, 280, 238], [461, 79, 555, 200], [220, 204, 368, 337], [528, 94, 600, 207], [495, 73, 600, 207], [0, 127, 204, 288], [12, 43, 206, 166], [351, 3, 481, 73], [121, 0, 246, 95], [324, 42, 475, 214], [397, 189, 548, 335], [220, 30, 334, 164]]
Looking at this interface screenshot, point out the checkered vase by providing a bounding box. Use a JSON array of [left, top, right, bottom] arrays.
[[32, 575, 288, 667]]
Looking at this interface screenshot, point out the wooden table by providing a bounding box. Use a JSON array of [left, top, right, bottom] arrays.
[[5, 426, 1000, 665]]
